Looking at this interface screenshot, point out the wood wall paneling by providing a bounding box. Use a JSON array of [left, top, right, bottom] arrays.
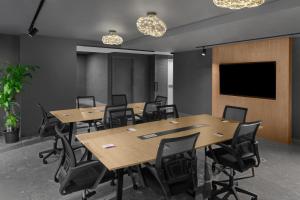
[[212, 37, 292, 144]]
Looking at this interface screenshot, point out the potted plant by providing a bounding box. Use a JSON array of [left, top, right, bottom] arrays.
[[0, 64, 38, 143]]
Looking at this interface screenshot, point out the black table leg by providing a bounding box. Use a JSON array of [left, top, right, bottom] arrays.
[[116, 169, 124, 200], [87, 150, 93, 160], [68, 122, 74, 144]]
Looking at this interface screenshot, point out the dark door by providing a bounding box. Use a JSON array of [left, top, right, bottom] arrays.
[[112, 57, 133, 103]]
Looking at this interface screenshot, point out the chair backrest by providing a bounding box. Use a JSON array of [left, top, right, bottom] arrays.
[[231, 121, 261, 148], [231, 121, 261, 169], [55, 125, 77, 184], [157, 105, 179, 120], [112, 94, 127, 106], [76, 96, 96, 108], [143, 102, 159, 122], [155, 95, 168, 106], [37, 103, 48, 120], [155, 133, 200, 194], [223, 105, 248, 123], [37, 103, 56, 136], [103, 105, 127, 128]]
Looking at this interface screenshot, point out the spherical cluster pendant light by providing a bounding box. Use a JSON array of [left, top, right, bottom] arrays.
[[213, 0, 265, 9], [102, 30, 123, 45], [136, 12, 167, 37]]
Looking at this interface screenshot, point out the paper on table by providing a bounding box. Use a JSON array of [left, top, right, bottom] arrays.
[[214, 132, 224, 137], [128, 128, 137, 132], [170, 121, 179, 124], [102, 144, 116, 149]]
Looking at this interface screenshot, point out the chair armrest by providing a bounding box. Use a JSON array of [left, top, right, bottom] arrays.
[[254, 141, 261, 167]]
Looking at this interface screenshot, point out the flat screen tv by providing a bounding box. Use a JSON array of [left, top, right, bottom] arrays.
[[219, 62, 276, 99]]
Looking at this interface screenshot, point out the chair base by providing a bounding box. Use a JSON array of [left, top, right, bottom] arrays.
[[82, 189, 96, 200], [210, 170, 257, 200], [39, 148, 61, 164], [38, 136, 61, 164]]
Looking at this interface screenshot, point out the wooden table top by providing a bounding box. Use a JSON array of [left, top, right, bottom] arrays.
[[76, 114, 239, 171], [50, 102, 145, 123]]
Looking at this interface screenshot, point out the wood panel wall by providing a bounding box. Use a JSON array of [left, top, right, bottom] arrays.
[[212, 37, 292, 144]]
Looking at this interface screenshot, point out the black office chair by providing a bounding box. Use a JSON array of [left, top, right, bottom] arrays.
[[222, 105, 248, 123], [136, 101, 159, 123], [102, 105, 127, 129], [112, 94, 127, 106], [143, 133, 200, 200], [76, 96, 98, 132], [155, 95, 168, 106], [76, 96, 96, 108], [157, 104, 179, 120], [37, 103, 64, 164], [54, 125, 114, 200], [211, 105, 248, 157], [207, 121, 261, 200]]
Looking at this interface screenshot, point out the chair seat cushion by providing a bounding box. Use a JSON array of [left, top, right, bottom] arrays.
[[207, 148, 256, 172]]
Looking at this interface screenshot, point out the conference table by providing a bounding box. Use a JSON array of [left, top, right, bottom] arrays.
[[50, 102, 145, 143], [76, 114, 239, 200]]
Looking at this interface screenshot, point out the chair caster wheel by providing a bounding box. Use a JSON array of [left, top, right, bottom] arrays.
[[43, 160, 48, 164], [110, 180, 116, 186], [251, 198, 257, 200], [39, 154, 43, 158], [212, 184, 217, 191], [212, 163, 216, 173], [133, 184, 138, 190]]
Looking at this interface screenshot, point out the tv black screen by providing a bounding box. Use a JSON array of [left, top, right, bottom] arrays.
[[219, 62, 276, 99]]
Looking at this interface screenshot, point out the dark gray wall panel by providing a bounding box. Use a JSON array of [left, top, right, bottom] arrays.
[[133, 55, 150, 102], [20, 36, 77, 137], [173, 49, 212, 115], [293, 38, 300, 140], [76, 54, 87, 96], [0, 34, 20, 131], [85, 53, 108, 104], [155, 55, 169, 98]]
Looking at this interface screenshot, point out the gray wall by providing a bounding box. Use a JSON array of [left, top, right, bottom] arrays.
[[20, 36, 78, 137], [86, 53, 108, 104], [0, 34, 20, 130], [293, 38, 300, 140], [173, 49, 212, 115], [76, 54, 87, 96]]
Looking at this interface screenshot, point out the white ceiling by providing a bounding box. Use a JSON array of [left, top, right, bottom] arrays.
[[0, 0, 299, 52]]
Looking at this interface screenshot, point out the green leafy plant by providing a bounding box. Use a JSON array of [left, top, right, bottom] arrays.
[[0, 64, 39, 131]]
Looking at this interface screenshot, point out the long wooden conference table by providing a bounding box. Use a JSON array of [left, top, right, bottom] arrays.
[[76, 114, 238, 200]]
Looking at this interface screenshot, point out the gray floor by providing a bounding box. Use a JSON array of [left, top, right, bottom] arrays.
[[0, 135, 300, 200]]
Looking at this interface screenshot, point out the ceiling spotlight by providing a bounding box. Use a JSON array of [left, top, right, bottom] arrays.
[[27, 27, 39, 37], [27, 0, 46, 37], [201, 47, 207, 56]]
